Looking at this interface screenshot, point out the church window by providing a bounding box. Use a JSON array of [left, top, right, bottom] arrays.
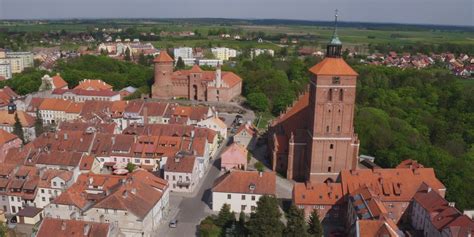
[[339, 90, 344, 101], [328, 89, 333, 101], [337, 126, 341, 132], [328, 167, 332, 172], [326, 126, 330, 133], [328, 156, 332, 162], [330, 144, 334, 149], [332, 77, 340, 84]]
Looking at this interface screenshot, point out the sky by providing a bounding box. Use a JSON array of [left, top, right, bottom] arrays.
[[0, 0, 473, 26]]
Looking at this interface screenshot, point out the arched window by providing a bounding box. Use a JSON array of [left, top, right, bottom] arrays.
[[337, 126, 341, 132], [326, 126, 330, 133], [328, 89, 333, 101], [328, 167, 332, 172], [339, 89, 344, 101], [328, 156, 332, 162], [330, 144, 334, 149]]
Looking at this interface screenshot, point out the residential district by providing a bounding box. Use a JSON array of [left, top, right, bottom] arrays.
[[0, 21, 473, 237]]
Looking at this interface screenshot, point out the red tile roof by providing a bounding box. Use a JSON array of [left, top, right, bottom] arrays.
[[74, 79, 113, 91], [165, 155, 196, 173], [212, 170, 276, 195], [309, 57, 358, 76], [0, 110, 35, 127], [37, 218, 110, 237], [52, 74, 68, 89], [293, 182, 343, 205], [0, 129, 19, 145], [154, 51, 174, 63]]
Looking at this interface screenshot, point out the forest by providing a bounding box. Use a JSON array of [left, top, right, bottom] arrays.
[[2, 54, 473, 209]]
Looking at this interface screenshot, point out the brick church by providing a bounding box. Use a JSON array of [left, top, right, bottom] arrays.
[[151, 51, 242, 102], [269, 16, 360, 183]]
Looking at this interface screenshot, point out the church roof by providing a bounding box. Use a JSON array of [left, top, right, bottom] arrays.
[[309, 57, 358, 76], [189, 65, 203, 73], [153, 51, 174, 63]]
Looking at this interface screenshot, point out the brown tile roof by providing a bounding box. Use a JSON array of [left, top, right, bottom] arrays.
[[212, 170, 276, 195], [58, 121, 116, 134], [53, 88, 119, 97], [357, 219, 399, 237], [235, 123, 257, 137], [39, 98, 79, 112], [37, 218, 110, 237], [0, 129, 19, 145], [309, 57, 358, 76], [340, 166, 445, 202], [38, 169, 73, 188], [0, 110, 35, 127], [52, 74, 68, 89], [0, 86, 18, 107], [154, 51, 174, 63], [36, 151, 84, 167], [74, 79, 113, 91], [222, 72, 242, 88], [16, 206, 42, 218], [26, 97, 44, 113], [165, 155, 196, 173], [190, 64, 203, 73], [293, 182, 343, 205], [140, 102, 168, 117]]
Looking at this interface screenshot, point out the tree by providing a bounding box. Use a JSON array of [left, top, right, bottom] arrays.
[[176, 57, 185, 70], [13, 113, 25, 143], [246, 92, 269, 112], [235, 211, 247, 237], [34, 110, 44, 137], [199, 216, 221, 237], [215, 204, 235, 228], [126, 162, 136, 173], [124, 47, 131, 61], [307, 209, 323, 237], [247, 195, 284, 237], [284, 204, 308, 237], [0, 222, 7, 237], [254, 162, 264, 172], [138, 53, 147, 66]]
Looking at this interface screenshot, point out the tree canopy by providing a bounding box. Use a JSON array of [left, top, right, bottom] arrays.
[[247, 195, 284, 237]]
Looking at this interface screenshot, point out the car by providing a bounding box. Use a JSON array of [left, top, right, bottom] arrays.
[[169, 220, 178, 228]]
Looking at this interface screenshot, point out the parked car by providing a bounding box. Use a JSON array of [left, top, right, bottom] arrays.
[[169, 220, 178, 228]]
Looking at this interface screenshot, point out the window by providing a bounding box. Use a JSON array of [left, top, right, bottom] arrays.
[[328, 89, 333, 101], [11, 206, 16, 213], [332, 77, 340, 84], [251, 206, 256, 211], [241, 205, 246, 211], [339, 90, 344, 101], [241, 195, 246, 200], [326, 126, 330, 133], [330, 144, 334, 149], [173, 176, 176, 181], [251, 196, 256, 201], [328, 156, 332, 162], [41, 189, 44, 194], [337, 126, 341, 132], [42, 197, 46, 202], [53, 181, 57, 186], [328, 167, 332, 172], [227, 194, 231, 199]]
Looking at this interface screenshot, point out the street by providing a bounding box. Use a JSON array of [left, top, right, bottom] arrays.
[[156, 141, 227, 237]]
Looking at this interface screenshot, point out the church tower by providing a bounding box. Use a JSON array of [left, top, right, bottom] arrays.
[[152, 50, 174, 99], [306, 10, 360, 182]]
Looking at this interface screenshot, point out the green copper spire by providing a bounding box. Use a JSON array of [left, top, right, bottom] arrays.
[[329, 9, 342, 45]]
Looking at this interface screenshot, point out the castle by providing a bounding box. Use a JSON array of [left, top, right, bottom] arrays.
[[151, 52, 242, 102], [268, 15, 360, 183]]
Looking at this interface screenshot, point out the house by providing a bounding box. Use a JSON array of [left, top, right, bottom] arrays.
[[164, 153, 199, 193], [34, 169, 74, 208], [37, 218, 115, 237], [74, 79, 113, 91], [39, 74, 68, 91], [0, 129, 22, 163], [220, 143, 248, 171], [410, 183, 474, 237], [197, 116, 227, 139], [345, 186, 403, 237], [38, 98, 83, 124], [52, 88, 121, 102], [0, 86, 19, 109], [0, 109, 36, 141], [212, 171, 276, 213], [233, 122, 257, 150], [44, 170, 169, 237], [16, 206, 43, 225], [293, 182, 344, 221]]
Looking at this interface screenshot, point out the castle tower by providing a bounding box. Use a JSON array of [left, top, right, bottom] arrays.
[[152, 50, 174, 99], [305, 10, 359, 182]]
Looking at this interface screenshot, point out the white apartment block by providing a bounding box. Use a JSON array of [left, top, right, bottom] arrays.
[[251, 48, 275, 58], [197, 59, 223, 67], [174, 47, 194, 60], [0, 62, 12, 79], [6, 52, 34, 68], [211, 48, 238, 61]]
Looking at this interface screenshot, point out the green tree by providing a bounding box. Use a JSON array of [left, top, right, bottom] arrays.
[[215, 204, 235, 228], [284, 204, 308, 237], [254, 162, 264, 172], [126, 162, 136, 173], [0, 222, 7, 237], [138, 53, 147, 66], [246, 92, 269, 112], [124, 47, 131, 61], [307, 209, 323, 237], [176, 57, 185, 70], [235, 211, 247, 237], [199, 216, 221, 237], [13, 113, 25, 143], [247, 195, 284, 237], [34, 110, 44, 137]]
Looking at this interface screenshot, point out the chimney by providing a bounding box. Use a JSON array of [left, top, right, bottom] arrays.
[[122, 190, 128, 198], [111, 136, 116, 145], [83, 224, 91, 236], [215, 63, 222, 88], [131, 188, 137, 195], [143, 106, 148, 125], [89, 177, 93, 185], [428, 187, 432, 193], [61, 221, 67, 231], [64, 133, 68, 140], [259, 171, 263, 177]]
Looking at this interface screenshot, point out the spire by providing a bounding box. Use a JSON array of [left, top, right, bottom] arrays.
[[326, 9, 343, 58], [329, 9, 342, 45]]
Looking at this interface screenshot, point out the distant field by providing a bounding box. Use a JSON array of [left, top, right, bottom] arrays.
[[1, 19, 473, 50]]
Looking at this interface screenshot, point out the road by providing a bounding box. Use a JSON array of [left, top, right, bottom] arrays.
[[156, 141, 227, 237]]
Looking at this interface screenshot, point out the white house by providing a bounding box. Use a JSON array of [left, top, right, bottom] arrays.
[[197, 116, 227, 139], [212, 171, 276, 213]]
